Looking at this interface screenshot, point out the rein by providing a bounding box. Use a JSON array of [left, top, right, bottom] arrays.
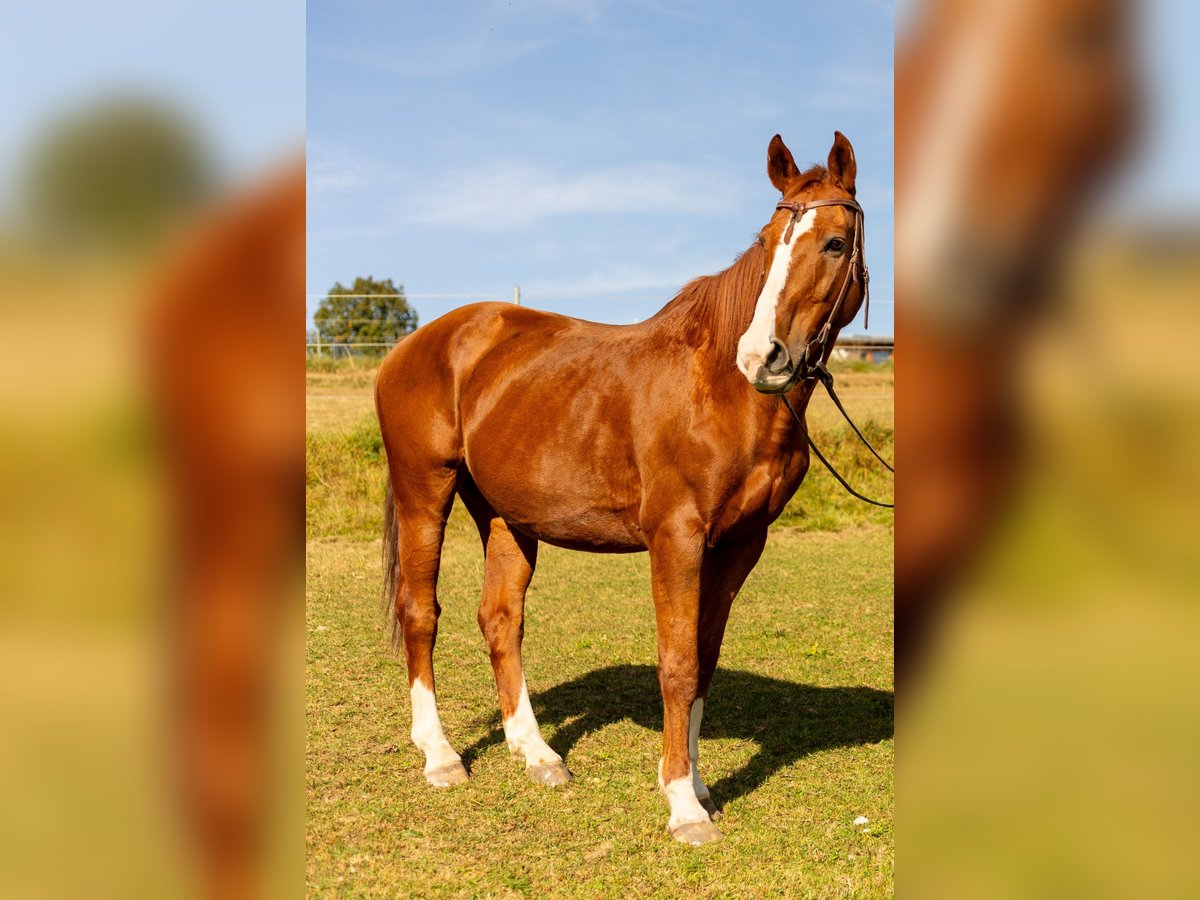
[[781, 363, 894, 509], [770, 195, 893, 509]]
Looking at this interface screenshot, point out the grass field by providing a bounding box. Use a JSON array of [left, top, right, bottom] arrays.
[[307, 361, 893, 897]]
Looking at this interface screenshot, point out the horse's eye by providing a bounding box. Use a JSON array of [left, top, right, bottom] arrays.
[[824, 238, 845, 254]]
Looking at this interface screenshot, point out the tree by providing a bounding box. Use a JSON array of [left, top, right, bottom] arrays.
[[21, 97, 214, 256], [313, 277, 419, 348]]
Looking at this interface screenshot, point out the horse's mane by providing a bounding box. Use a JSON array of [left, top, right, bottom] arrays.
[[649, 164, 832, 362], [652, 239, 768, 364]]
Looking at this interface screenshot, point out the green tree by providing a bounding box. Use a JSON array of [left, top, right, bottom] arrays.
[[313, 277, 419, 348], [21, 97, 214, 256]]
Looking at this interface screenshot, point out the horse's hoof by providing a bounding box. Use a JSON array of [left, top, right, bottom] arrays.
[[526, 762, 574, 787], [698, 796, 722, 821], [424, 761, 469, 787], [670, 819, 724, 846]]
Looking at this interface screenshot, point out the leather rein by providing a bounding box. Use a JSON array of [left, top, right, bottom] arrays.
[[768, 195, 894, 509]]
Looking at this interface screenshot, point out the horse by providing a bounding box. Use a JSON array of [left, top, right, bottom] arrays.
[[375, 132, 870, 845]]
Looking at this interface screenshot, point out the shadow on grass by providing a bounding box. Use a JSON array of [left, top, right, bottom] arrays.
[[460, 664, 893, 810]]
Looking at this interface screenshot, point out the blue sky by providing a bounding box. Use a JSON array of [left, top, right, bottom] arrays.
[[307, 0, 895, 335]]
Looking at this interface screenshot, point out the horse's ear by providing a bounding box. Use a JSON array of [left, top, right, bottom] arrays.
[[827, 131, 857, 195], [768, 134, 800, 194]]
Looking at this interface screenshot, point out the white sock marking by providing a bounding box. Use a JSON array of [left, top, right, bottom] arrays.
[[659, 759, 710, 830], [737, 209, 815, 381], [688, 697, 709, 799], [410, 680, 461, 771], [503, 677, 562, 767]]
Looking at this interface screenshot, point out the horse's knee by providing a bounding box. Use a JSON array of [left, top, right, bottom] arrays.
[[477, 597, 523, 647], [657, 655, 699, 700], [403, 599, 439, 642]]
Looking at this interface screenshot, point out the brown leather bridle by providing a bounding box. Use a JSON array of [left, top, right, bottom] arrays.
[[768, 195, 893, 508], [766, 195, 870, 387]]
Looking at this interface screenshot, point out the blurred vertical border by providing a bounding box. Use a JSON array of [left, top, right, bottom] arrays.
[[0, 1, 303, 897], [899, 0, 1200, 895]]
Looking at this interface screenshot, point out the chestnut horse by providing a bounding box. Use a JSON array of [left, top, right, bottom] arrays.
[[376, 132, 869, 845]]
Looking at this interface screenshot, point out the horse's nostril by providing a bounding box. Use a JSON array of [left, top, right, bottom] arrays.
[[765, 338, 791, 375]]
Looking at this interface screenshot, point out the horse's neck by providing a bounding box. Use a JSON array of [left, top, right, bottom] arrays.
[[645, 241, 815, 433], [650, 240, 766, 372]]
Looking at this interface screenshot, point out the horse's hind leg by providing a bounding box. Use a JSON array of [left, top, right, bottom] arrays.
[[460, 480, 571, 786], [391, 470, 467, 787], [692, 532, 768, 820]]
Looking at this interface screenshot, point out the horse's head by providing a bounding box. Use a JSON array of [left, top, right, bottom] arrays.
[[736, 132, 867, 393], [895, 0, 1137, 328]]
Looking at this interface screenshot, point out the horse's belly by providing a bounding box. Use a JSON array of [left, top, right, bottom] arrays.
[[464, 411, 646, 552], [520, 518, 646, 554], [457, 318, 652, 551], [469, 462, 646, 552]]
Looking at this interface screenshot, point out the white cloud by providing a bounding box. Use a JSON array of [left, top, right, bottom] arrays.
[[523, 264, 703, 299], [405, 160, 743, 229], [311, 36, 553, 79], [308, 164, 367, 194], [306, 141, 381, 194]]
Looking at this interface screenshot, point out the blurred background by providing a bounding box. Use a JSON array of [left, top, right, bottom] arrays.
[[0, 1, 301, 897], [897, 0, 1200, 895]]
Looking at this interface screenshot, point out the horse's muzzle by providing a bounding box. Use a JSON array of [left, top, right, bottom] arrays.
[[746, 337, 829, 395], [737, 337, 806, 394], [740, 338, 792, 393]]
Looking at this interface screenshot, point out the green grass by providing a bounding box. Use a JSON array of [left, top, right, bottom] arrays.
[[774, 417, 894, 531], [826, 357, 893, 376], [306, 366, 893, 896], [307, 525, 892, 897], [306, 351, 390, 373], [306, 418, 387, 540]]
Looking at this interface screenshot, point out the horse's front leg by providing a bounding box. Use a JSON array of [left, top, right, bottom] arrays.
[[649, 526, 723, 845]]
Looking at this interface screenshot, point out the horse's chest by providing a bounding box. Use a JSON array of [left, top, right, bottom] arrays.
[[709, 453, 807, 543]]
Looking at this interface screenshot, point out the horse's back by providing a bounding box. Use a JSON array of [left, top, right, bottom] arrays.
[[376, 302, 655, 547], [375, 302, 575, 468]]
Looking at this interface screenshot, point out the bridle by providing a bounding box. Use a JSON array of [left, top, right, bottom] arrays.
[[765, 194, 893, 508], [765, 195, 870, 389]]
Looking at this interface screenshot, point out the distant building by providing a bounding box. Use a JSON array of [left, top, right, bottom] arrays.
[[833, 335, 894, 364]]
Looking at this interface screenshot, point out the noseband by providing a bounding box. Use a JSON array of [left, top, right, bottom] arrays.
[[766, 196, 870, 388]]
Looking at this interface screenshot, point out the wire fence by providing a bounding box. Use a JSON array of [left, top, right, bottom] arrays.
[[305, 339, 896, 363], [305, 292, 895, 359]]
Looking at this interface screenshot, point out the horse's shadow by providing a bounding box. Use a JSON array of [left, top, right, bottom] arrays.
[[460, 664, 893, 810]]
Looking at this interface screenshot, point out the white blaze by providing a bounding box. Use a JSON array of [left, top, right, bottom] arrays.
[[410, 679, 461, 771], [503, 677, 562, 767], [736, 209, 815, 381]]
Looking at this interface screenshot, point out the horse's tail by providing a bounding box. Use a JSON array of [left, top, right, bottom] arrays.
[[381, 479, 403, 651]]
